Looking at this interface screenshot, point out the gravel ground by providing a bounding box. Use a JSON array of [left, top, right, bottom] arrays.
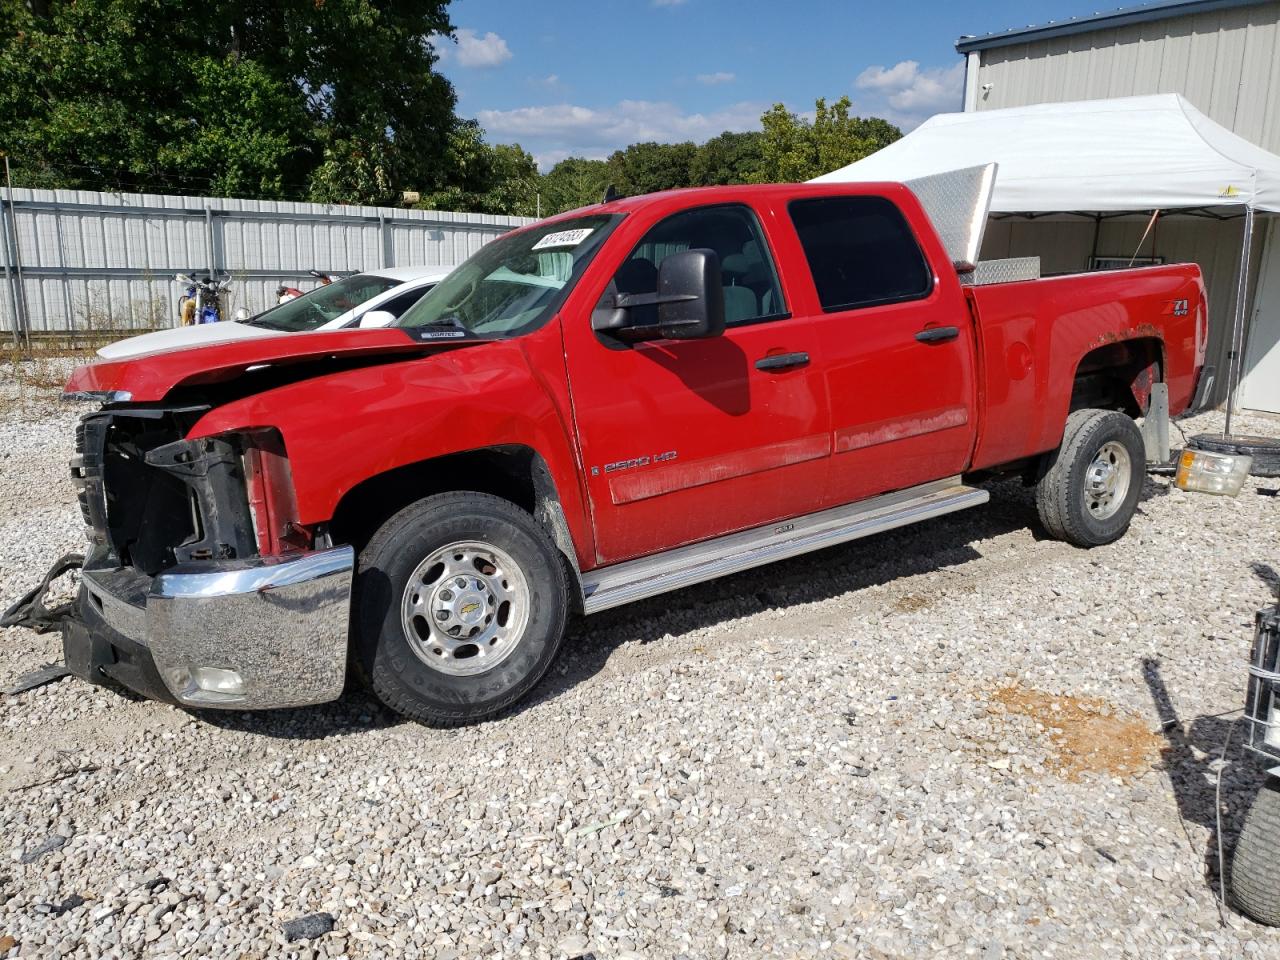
[[2, 370, 1280, 959]]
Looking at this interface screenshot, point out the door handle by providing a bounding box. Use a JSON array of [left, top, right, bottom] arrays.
[[755, 351, 810, 371], [915, 326, 960, 344]]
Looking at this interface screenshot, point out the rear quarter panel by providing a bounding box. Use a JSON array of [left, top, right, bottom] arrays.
[[967, 264, 1205, 470]]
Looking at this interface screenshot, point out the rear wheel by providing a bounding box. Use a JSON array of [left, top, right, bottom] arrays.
[[353, 492, 569, 725], [1035, 408, 1145, 547]]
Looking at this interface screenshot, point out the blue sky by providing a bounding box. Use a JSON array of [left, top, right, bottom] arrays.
[[432, 0, 1117, 169]]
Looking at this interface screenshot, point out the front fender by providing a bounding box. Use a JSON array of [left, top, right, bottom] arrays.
[[186, 337, 593, 565]]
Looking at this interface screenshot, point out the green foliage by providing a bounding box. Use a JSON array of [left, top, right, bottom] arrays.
[[605, 141, 697, 197], [417, 124, 540, 217], [535, 131, 763, 217], [0, 11, 902, 221], [690, 130, 765, 186], [538, 157, 612, 216], [534, 98, 895, 217], [0, 0, 456, 204], [756, 97, 900, 183]]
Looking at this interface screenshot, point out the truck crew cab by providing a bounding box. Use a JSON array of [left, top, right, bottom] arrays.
[[59, 168, 1211, 724]]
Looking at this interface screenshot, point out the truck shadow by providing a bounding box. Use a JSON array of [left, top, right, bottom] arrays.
[[521, 476, 1047, 712], [196, 472, 1172, 740]]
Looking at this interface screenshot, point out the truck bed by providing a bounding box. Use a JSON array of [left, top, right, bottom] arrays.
[[965, 263, 1206, 471]]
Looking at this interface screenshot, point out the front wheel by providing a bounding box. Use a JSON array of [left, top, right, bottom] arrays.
[[353, 492, 569, 725], [1035, 408, 1145, 547]]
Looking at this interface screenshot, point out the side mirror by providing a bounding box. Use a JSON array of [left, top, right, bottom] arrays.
[[592, 248, 725, 341], [358, 310, 397, 329], [654, 249, 725, 340], [232, 307, 251, 322]]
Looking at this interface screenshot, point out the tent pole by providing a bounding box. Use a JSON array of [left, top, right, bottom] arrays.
[[1224, 206, 1256, 438]]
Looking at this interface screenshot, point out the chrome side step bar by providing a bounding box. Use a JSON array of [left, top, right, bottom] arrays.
[[581, 477, 989, 614]]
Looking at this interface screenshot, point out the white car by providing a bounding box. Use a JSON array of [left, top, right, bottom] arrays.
[[97, 265, 455, 360]]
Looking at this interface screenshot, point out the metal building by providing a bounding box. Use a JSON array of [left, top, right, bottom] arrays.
[[0, 186, 532, 340], [956, 0, 1280, 413]]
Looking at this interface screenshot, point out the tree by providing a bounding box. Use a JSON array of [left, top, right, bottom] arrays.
[[756, 96, 900, 183], [538, 157, 611, 215], [416, 124, 540, 217], [605, 141, 697, 196], [689, 130, 764, 186], [0, 0, 458, 204]]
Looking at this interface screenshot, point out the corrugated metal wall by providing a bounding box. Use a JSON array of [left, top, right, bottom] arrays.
[[0, 187, 534, 336], [969, 1, 1280, 409], [973, 1, 1280, 153]]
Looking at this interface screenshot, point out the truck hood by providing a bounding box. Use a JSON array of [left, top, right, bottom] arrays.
[[96, 321, 283, 360], [65, 329, 481, 404]]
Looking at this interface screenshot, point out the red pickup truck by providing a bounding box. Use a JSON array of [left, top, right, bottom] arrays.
[[59, 179, 1211, 724]]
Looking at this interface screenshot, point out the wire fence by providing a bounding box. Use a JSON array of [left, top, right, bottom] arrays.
[[0, 186, 534, 343]]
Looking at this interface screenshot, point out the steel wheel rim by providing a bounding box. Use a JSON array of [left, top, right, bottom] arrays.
[[1083, 440, 1132, 520], [401, 540, 530, 677]]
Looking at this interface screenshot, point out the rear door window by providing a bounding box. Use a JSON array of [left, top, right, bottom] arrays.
[[788, 196, 932, 312]]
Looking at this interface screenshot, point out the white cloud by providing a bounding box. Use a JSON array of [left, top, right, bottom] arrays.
[[480, 99, 765, 143], [477, 99, 768, 170], [854, 60, 964, 122], [531, 147, 610, 171], [696, 71, 736, 85], [437, 28, 512, 68]]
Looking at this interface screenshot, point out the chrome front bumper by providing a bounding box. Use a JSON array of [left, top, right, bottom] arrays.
[[80, 546, 355, 709]]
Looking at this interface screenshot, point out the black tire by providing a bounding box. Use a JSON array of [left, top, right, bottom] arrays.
[[1231, 779, 1280, 926], [353, 491, 569, 725], [1188, 433, 1280, 478], [1035, 408, 1145, 547]]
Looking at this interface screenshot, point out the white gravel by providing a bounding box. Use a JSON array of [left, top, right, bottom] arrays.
[[2, 368, 1280, 959]]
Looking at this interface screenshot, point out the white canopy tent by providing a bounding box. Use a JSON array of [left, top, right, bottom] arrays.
[[814, 94, 1280, 429], [812, 93, 1280, 214]]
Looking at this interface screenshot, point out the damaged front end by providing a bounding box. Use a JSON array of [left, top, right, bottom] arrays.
[[65, 404, 353, 709]]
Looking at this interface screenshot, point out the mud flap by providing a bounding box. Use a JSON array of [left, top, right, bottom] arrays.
[[1141, 383, 1170, 464]]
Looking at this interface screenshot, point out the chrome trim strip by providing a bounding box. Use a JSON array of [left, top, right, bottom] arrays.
[[581, 477, 988, 614], [608, 433, 830, 505], [153, 548, 355, 599], [835, 407, 969, 454]]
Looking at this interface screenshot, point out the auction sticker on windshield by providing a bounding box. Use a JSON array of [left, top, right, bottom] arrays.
[[532, 228, 594, 250]]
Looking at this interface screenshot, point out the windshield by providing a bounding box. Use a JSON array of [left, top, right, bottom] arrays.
[[245, 274, 401, 332], [397, 214, 619, 338]]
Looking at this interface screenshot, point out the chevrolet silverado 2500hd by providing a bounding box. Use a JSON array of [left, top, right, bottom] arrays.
[[56, 175, 1212, 724]]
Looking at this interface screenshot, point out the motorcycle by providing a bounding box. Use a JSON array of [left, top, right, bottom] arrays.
[[177, 272, 231, 325], [275, 270, 341, 306]]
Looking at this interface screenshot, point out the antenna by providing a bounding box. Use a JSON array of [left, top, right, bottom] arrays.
[[601, 185, 620, 204]]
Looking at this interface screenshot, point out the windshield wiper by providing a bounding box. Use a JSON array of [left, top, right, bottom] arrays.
[[241, 314, 293, 331]]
